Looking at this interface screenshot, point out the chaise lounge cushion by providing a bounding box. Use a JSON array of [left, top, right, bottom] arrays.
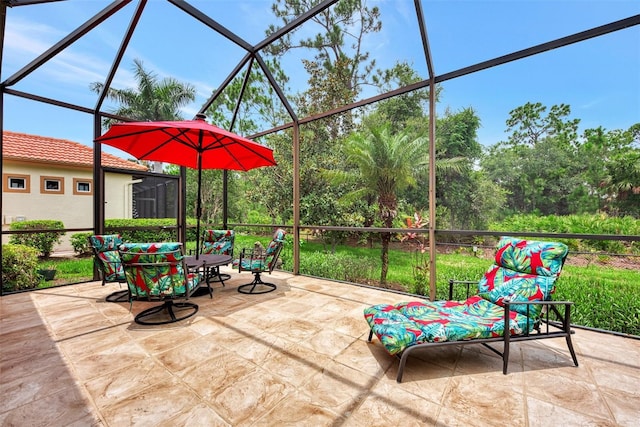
[[364, 297, 535, 355], [477, 237, 568, 317], [364, 237, 569, 356]]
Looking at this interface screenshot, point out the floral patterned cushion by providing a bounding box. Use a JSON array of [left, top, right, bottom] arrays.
[[119, 242, 199, 298], [89, 234, 125, 282], [477, 237, 568, 316], [364, 237, 569, 356], [364, 297, 535, 355], [202, 230, 234, 255]]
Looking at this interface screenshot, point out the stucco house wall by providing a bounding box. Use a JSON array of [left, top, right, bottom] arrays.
[[2, 131, 148, 252]]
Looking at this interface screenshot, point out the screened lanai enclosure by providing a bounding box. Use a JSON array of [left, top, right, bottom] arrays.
[[1, 0, 639, 300]]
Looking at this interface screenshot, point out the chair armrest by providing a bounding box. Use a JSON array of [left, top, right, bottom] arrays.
[[448, 279, 477, 300], [502, 299, 575, 336]]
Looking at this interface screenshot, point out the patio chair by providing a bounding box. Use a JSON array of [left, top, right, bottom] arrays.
[[200, 229, 235, 285], [233, 228, 286, 294], [364, 236, 579, 382], [88, 234, 129, 302], [119, 242, 206, 325]]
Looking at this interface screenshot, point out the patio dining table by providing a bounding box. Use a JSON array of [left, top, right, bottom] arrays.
[[184, 254, 233, 296]]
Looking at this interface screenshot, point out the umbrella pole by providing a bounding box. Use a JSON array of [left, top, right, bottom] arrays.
[[195, 150, 203, 261]]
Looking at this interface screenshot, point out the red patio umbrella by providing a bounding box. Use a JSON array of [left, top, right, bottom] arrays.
[[95, 114, 277, 259]]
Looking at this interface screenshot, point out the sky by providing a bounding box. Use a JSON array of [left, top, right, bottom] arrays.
[[3, 0, 639, 159]]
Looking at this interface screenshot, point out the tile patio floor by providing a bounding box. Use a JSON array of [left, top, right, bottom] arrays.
[[1, 268, 639, 426]]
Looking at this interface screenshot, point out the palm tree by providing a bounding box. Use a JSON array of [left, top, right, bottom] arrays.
[[330, 123, 463, 286], [90, 58, 196, 173], [91, 58, 196, 126]]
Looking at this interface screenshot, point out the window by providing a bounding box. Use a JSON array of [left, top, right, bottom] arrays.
[[40, 176, 64, 194], [73, 178, 93, 195], [3, 173, 30, 193]]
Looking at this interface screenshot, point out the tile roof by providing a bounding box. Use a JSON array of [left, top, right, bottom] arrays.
[[2, 130, 148, 171]]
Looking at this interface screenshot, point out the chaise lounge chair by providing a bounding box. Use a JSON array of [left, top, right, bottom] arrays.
[[364, 236, 579, 382]]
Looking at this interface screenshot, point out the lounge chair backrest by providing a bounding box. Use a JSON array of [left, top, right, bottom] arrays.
[[265, 229, 286, 271], [477, 237, 569, 317], [88, 234, 125, 283], [119, 242, 196, 299], [202, 229, 235, 256]]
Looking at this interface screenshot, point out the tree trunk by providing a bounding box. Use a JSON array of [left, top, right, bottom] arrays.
[[380, 231, 390, 287]]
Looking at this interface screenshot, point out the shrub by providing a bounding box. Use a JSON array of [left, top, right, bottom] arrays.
[[9, 220, 64, 258], [2, 244, 41, 291], [70, 232, 93, 256]]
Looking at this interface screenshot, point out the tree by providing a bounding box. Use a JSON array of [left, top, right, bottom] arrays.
[[600, 123, 640, 216], [483, 102, 583, 215], [90, 58, 196, 127], [328, 123, 461, 286], [260, 0, 384, 228]]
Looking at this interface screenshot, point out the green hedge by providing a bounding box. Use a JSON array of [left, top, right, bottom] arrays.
[[490, 214, 640, 254], [9, 220, 64, 258]]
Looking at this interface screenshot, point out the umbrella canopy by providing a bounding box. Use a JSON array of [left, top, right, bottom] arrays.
[[95, 114, 276, 258]]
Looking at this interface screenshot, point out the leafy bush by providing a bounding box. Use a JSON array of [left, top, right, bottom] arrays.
[[70, 232, 93, 256], [300, 251, 376, 283], [2, 244, 41, 291], [9, 220, 64, 258]]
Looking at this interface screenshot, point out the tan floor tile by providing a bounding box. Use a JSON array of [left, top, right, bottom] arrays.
[[155, 334, 229, 375], [0, 324, 56, 363], [329, 307, 370, 338], [588, 358, 640, 397], [180, 351, 258, 399], [1, 358, 77, 411], [0, 311, 51, 334], [100, 377, 201, 426], [70, 340, 149, 381], [0, 385, 99, 427], [157, 403, 230, 426], [209, 366, 296, 426], [46, 312, 115, 340], [0, 345, 67, 384], [601, 389, 640, 426], [526, 395, 616, 427], [265, 317, 322, 343], [222, 329, 291, 365], [299, 360, 378, 415], [334, 338, 395, 378], [300, 328, 357, 358], [58, 324, 132, 360], [441, 372, 526, 425], [260, 341, 331, 387], [135, 325, 202, 354], [346, 380, 440, 427], [256, 390, 345, 426], [83, 357, 173, 408], [524, 370, 612, 420]]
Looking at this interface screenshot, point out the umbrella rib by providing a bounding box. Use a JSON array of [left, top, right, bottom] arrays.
[[137, 128, 199, 160]]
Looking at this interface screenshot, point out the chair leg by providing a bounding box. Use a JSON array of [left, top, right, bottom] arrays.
[[134, 300, 198, 325], [237, 272, 277, 294], [105, 289, 130, 303], [206, 266, 229, 287]]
